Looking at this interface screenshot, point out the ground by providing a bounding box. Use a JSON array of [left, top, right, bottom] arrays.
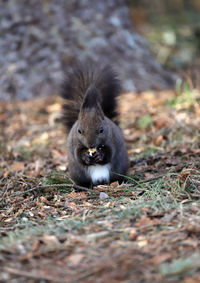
[[0, 86, 200, 282]]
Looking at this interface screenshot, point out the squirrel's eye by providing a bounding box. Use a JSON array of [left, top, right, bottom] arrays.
[[99, 127, 104, 134], [78, 129, 82, 134]]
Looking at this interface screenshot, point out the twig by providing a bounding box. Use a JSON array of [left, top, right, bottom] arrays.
[[0, 223, 27, 231], [67, 195, 97, 202], [0, 185, 9, 199], [130, 172, 179, 185], [73, 266, 106, 282], [1, 171, 187, 200], [7, 183, 96, 198], [3, 267, 66, 282], [73, 184, 96, 193], [37, 183, 95, 193], [139, 174, 166, 183]]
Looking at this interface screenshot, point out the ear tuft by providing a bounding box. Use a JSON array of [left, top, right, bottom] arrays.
[[82, 85, 101, 110]]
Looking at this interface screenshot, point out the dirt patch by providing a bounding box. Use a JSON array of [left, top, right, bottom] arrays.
[[0, 88, 200, 282]]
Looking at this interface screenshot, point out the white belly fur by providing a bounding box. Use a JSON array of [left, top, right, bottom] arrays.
[[87, 164, 110, 184]]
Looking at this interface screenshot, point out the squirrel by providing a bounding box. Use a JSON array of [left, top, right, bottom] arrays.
[[61, 61, 129, 188]]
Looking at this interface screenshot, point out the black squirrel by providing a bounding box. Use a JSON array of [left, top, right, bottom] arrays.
[[61, 61, 129, 187]]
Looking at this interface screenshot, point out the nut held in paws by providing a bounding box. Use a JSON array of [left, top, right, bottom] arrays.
[[88, 148, 97, 156]]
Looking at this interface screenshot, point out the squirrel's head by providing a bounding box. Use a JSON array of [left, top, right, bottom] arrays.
[[76, 85, 110, 149]]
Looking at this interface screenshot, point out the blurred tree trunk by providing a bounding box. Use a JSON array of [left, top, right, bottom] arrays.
[[0, 0, 177, 101]]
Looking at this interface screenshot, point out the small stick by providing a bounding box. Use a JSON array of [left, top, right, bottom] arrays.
[[67, 195, 97, 202], [3, 267, 66, 282], [7, 183, 96, 198], [0, 224, 26, 231]]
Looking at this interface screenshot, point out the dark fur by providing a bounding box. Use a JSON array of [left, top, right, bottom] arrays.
[[61, 61, 120, 132], [61, 61, 129, 187]]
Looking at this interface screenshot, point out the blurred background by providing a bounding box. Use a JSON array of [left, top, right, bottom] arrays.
[[0, 0, 199, 101], [130, 0, 200, 69]]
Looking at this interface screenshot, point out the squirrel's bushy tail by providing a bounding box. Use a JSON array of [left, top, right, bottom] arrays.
[[61, 61, 121, 132]]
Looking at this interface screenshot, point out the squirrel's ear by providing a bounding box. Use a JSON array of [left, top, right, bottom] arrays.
[[81, 85, 102, 110], [80, 85, 104, 119]]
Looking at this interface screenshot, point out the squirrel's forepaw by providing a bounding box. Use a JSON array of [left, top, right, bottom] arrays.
[[94, 152, 104, 163]]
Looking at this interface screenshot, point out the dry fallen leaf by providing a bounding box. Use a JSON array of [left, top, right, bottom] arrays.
[[46, 103, 61, 113], [65, 201, 82, 213], [42, 235, 60, 247], [94, 185, 108, 192], [137, 236, 148, 248], [110, 181, 119, 188], [11, 162, 25, 171], [40, 196, 51, 206], [67, 253, 85, 267], [32, 132, 49, 144], [67, 192, 87, 200], [154, 135, 163, 146]]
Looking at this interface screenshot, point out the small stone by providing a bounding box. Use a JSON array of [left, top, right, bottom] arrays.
[[99, 192, 109, 200]]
